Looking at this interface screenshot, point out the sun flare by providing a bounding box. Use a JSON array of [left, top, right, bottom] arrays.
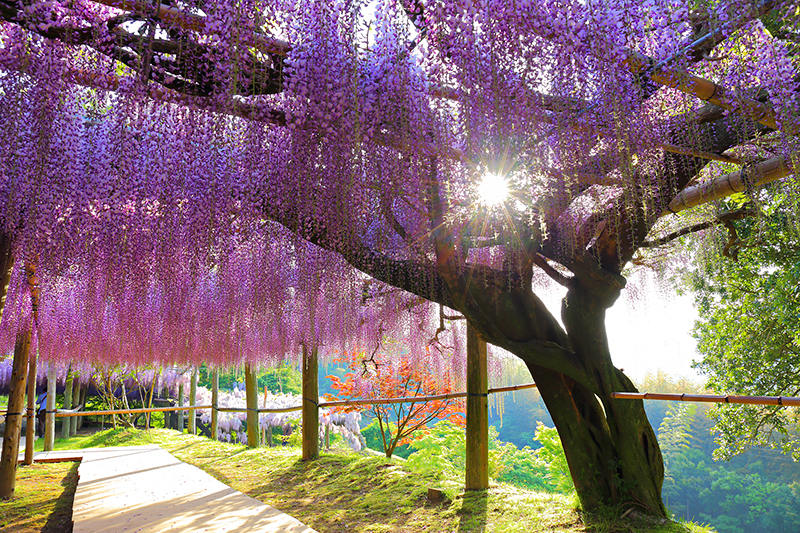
[[476, 173, 509, 206]]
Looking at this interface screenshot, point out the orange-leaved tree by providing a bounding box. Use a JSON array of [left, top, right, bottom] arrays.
[[325, 352, 465, 458]]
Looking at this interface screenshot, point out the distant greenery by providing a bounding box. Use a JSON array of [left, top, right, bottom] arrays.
[[198, 363, 301, 395]]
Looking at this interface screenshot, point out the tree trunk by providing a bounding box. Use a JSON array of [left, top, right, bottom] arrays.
[[302, 345, 319, 460], [0, 330, 32, 499], [177, 381, 184, 432], [44, 365, 56, 451], [244, 364, 258, 448]]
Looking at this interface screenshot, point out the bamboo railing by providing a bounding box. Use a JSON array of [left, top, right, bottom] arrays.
[[611, 392, 800, 406]]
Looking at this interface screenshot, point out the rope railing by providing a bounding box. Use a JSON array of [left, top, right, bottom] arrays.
[[611, 392, 800, 406]]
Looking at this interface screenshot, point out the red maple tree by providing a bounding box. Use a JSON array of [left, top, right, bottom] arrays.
[[326, 352, 465, 458]]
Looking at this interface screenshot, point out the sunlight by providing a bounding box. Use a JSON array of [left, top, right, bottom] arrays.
[[476, 173, 509, 206]]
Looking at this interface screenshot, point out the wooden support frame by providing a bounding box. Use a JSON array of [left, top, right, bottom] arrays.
[[44, 366, 56, 451], [302, 345, 319, 461], [69, 377, 80, 435], [244, 364, 259, 448], [0, 330, 32, 499], [188, 368, 198, 435], [465, 324, 488, 490], [24, 345, 37, 465], [211, 368, 219, 440], [61, 372, 73, 439]]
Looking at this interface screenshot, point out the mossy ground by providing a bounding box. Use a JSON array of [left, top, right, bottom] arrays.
[[0, 461, 78, 532], [8, 427, 714, 532]]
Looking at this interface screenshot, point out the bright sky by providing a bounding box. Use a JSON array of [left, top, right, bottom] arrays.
[[533, 270, 703, 384]]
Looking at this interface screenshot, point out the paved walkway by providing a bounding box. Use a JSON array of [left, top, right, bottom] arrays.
[[24, 445, 318, 533]]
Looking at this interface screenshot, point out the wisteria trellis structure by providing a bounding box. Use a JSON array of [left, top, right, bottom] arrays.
[[0, 0, 798, 516]]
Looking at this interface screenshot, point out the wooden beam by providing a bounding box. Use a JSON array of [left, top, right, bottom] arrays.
[[465, 323, 488, 490], [0, 330, 32, 499], [244, 364, 259, 448], [211, 368, 219, 440], [44, 366, 56, 451], [302, 346, 319, 460], [188, 368, 197, 435]]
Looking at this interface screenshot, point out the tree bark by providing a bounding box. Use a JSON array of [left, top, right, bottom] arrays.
[[0, 330, 32, 499], [302, 345, 319, 460], [245, 364, 258, 448]]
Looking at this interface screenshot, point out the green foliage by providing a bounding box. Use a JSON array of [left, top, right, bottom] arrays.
[[533, 422, 574, 494], [198, 363, 301, 395], [676, 188, 800, 460], [658, 401, 800, 533], [360, 418, 412, 458]]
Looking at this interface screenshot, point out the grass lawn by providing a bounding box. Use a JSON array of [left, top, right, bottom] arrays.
[[4, 428, 715, 533], [0, 461, 78, 533]]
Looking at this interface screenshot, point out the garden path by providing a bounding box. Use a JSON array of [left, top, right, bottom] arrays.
[[26, 445, 318, 533]]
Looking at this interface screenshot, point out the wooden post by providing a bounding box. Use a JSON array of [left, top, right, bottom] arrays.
[[244, 364, 259, 448], [465, 323, 488, 490], [61, 372, 73, 440], [44, 365, 56, 451], [177, 381, 184, 432], [261, 385, 267, 445], [302, 345, 319, 460], [77, 384, 87, 430], [211, 368, 219, 440], [70, 376, 80, 435], [24, 345, 38, 465], [0, 330, 32, 499], [188, 368, 197, 435]]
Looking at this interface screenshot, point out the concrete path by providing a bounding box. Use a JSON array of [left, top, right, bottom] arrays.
[[26, 445, 318, 533]]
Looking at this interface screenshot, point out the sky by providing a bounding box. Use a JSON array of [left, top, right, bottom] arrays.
[[532, 269, 704, 384]]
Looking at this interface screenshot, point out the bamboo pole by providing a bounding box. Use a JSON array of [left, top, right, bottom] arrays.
[[24, 346, 37, 465], [188, 368, 197, 435], [61, 372, 73, 439], [44, 366, 56, 451], [244, 364, 259, 448], [211, 368, 219, 440], [302, 345, 319, 460], [611, 392, 800, 406], [465, 323, 488, 490], [55, 405, 212, 417], [69, 377, 80, 435], [0, 330, 32, 499]]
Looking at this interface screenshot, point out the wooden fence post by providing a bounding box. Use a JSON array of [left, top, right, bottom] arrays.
[[0, 330, 32, 499], [211, 368, 219, 440], [70, 376, 80, 435], [177, 381, 184, 432], [188, 368, 197, 435], [302, 345, 319, 460], [24, 345, 38, 465], [77, 384, 87, 430], [44, 365, 56, 451], [61, 372, 73, 440], [465, 323, 488, 490], [245, 364, 259, 448]]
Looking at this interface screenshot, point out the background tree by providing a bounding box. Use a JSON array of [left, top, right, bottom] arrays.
[[677, 188, 800, 460], [326, 351, 465, 458]]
